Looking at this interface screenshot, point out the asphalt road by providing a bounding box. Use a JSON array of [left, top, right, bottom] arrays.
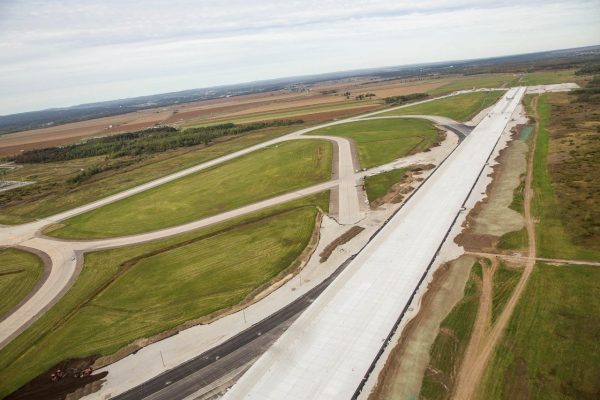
[[113, 256, 354, 400]]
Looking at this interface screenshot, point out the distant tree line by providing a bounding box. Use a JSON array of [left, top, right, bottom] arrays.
[[355, 93, 376, 100], [572, 75, 600, 105], [575, 64, 600, 75], [572, 65, 600, 105], [11, 120, 304, 164], [384, 92, 429, 105]]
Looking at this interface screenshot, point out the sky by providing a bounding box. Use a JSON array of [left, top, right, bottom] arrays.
[[0, 0, 599, 115]]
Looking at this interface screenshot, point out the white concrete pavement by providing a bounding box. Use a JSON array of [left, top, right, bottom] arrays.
[[223, 87, 527, 400], [0, 92, 473, 350]]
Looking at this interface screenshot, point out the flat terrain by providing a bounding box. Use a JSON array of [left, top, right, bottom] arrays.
[[0, 70, 578, 158], [45, 140, 332, 238], [479, 263, 600, 400], [308, 118, 440, 168], [0, 78, 448, 156], [0, 125, 299, 224], [429, 70, 578, 95], [0, 193, 328, 398], [223, 88, 526, 400], [490, 261, 522, 324], [383, 91, 503, 122], [532, 93, 600, 260], [0, 248, 43, 319]]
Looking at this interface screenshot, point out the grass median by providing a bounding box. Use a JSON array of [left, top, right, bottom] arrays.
[[307, 118, 441, 169], [383, 91, 503, 122], [0, 248, 44, 319], [45, 139, 332, 239], [0, 125, 300, 224], [0, 192, 328, 398]]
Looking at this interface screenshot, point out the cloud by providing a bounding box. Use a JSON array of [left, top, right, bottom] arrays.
[[0, 0, 599, 114]]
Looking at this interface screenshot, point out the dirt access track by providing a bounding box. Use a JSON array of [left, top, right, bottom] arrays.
[[0, 78, 446, 157], [453, 95, 539, 400]]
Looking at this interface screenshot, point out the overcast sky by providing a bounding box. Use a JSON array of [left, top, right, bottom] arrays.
[[0, 0, 599, 115]]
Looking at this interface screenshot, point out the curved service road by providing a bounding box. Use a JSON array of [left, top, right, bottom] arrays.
[[0, 90, 475, 350]]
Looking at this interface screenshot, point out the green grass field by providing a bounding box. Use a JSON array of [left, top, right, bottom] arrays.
[[479, 263, 600, 400], [364, 168, 409, 203], [532, 95, 600, 260], [516, 70, 578, 86], [383, 91, 503, 122], [0, 248, 44, 319], [308, 119, 440, 169], [419, 262, 481, 400], [46, 140, 332, 239], [0, 125, 300, 225], [0, 192, 328, 398], [497, 227, 528, 250], [491, 261, 522, 324]]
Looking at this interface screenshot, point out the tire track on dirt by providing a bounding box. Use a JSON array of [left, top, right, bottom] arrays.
[[453, 96, 539, 400]]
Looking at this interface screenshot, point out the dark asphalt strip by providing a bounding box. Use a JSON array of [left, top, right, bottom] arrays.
[[114, 123, 471, 400], [114, 255, 355, 400]]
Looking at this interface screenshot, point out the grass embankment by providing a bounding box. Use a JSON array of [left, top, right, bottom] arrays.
[[46, 140, 332, 239], [480, 263, 600, 400], [308, 118, 440, 169], [0, 248, 44, 319], [384, 91, 503, 122], [365, 168, 409, 203], [419, 262, 482, 400], [0, 192, 328, 398], [0, 125, 299, 224], [490, 261, 522, 324]]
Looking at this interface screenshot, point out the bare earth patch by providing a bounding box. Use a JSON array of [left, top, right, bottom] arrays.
[[368, 255, 476, 400]]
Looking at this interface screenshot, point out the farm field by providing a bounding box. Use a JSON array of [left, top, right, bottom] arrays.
[[46, 139, 332, 238], [479, 263, 600, 400], [0, 125, 302, 224], [0, 248, 44, 319], [383, 91, 503, 122], [0, 192, 328, 398], [180, 99, 382, 129], [308, 118, 441, 168], [0, 77, 446, 156]]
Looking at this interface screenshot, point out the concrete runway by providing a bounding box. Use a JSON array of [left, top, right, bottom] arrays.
[[223, 87, 527, 400], [0, 91, 472, 350], [113, 256, 356, 400]]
